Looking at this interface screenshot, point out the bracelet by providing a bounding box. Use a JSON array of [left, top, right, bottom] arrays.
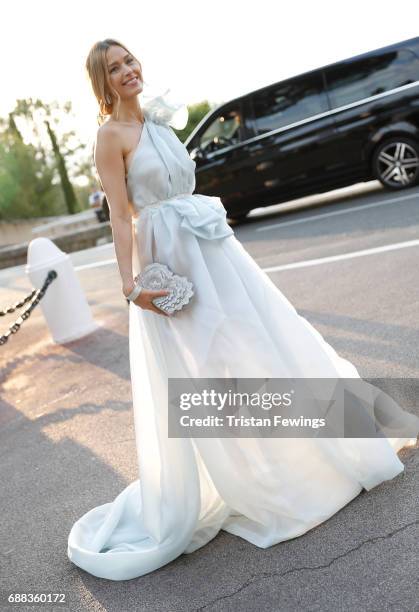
[[125, 282, 143, 301]]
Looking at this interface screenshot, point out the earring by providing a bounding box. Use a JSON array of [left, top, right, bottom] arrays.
[[105, 95, 112, 104]]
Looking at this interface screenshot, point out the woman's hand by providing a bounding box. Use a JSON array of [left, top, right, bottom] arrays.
[[123, 282, 171, 316], [134, 288, 172, 316]]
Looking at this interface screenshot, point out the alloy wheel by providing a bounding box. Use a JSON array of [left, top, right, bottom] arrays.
[[375, 140, 419, 188]]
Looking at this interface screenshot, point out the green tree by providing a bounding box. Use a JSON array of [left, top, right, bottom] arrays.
[[0, 114, 59, 220], [12, 98, 83, 215]]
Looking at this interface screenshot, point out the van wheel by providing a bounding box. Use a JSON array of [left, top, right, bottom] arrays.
[[372, 136, 419, 189]]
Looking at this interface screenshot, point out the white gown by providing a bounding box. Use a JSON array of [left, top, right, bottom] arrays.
[[67, 95, 418, 580]]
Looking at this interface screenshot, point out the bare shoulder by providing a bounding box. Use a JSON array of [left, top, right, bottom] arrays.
[[94, 123, 127, 178], [95, 121, 123, 152]]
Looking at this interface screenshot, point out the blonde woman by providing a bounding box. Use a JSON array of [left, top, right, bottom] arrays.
[[67, 38, 419, 581]]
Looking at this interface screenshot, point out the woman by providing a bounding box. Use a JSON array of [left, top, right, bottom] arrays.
[[67, 38, 418, 581]]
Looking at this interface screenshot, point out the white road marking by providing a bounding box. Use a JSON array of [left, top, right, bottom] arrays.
[[261, 239, 419, 272], [75, 258, 117, 271], [74, 238, 419, 274], [256, 192, 419, 232]]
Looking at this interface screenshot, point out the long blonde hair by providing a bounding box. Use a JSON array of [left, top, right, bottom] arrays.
[[85, 38, 144, 126]]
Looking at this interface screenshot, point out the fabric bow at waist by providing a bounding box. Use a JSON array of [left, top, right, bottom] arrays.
[[133, 193, 234, 241]]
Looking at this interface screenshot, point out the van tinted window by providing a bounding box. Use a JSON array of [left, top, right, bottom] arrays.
[[325, 49, 419, 109], [198, 107, 242, 151], [252, 73, 328, 135]]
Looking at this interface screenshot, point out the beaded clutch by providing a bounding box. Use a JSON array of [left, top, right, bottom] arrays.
[[134, 262, 194, 315]]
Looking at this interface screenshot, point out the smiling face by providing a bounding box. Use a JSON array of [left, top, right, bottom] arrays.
[[106, 45, 143, 102]]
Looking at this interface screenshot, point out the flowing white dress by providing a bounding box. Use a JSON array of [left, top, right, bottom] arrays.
[[67, 96, 418, 580]]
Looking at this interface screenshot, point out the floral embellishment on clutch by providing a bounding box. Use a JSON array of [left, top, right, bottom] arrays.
[[134, 262, 194, 315]]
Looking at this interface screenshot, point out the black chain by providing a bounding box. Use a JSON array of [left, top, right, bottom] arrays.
[[0, 270, 58, 346], [0, 288, 38, 316]]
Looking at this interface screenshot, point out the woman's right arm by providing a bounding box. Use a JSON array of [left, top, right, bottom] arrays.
[[94, 125, 170, 316]]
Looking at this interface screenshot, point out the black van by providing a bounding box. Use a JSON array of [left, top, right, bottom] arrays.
[[185, 36, 419, 221]]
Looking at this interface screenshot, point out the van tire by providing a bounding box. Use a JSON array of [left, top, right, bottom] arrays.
[[372, 136, 419, 189]]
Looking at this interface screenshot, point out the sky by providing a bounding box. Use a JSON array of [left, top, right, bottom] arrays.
[[2, 0, 419, 156]]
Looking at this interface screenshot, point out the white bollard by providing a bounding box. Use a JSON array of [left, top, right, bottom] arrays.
[[25, 238, 98, 343]]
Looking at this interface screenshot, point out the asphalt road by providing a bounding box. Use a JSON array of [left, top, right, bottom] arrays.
[[0, 179, 418, 612]]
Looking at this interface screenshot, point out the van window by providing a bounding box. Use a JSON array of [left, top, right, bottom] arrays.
[[325, 49, 419, 109], [199, 107, 242, 151], [251, 73, 328, 135]]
